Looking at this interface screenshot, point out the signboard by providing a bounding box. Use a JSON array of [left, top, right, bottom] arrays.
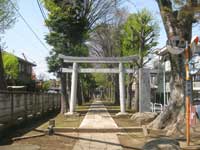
[[189, 36, 200, 75]]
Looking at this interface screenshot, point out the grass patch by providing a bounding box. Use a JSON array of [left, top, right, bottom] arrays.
[[112, 116, 140, 127], [37, 114, 85, 130], [13, 134, 77, 150], [37, 102, 92, 130]]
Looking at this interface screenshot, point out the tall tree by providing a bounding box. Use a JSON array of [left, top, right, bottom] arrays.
[[121, 9, 159, 111], [0, 0, 17, 90], [149, 0, 200, 134], [88, 9, 127, 105], [43, 0, 122, 113]]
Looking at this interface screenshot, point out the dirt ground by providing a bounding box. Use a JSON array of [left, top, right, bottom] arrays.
[[8, 134, 77, 150], [2, 101, 200, 150]]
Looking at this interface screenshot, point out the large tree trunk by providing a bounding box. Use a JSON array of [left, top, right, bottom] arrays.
[[0, 49, 7, 90], [149, 0, 194, 134], [134, 77, 139, 112], [127, 74, 133, 109], [149, 76, 184, 129], [60, 73, 69, 114], [77, 77, 83, 105], [114, 74, 120, 105]]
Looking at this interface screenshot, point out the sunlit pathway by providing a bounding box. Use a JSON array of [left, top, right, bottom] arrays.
[[72, 100, 122, 150]]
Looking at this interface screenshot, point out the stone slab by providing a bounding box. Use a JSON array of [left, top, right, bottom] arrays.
[[72, 100, 122, 150], [139, 68, 151, 112]]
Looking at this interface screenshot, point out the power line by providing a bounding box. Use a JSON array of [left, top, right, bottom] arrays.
[[8, 0, 50, 52], [36, 0, 50, 31], [36, 0, 47, 21]]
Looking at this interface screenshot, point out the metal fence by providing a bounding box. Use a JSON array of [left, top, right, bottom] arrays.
[[151, 102, 164, 113], [0, 91, 61, 128]]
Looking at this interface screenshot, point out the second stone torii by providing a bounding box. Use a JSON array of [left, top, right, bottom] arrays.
[[59, 54, 139, 115]]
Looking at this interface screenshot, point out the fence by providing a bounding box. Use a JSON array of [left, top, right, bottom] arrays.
[[0, 91, 61, 129], [150, 102, 164, 113]]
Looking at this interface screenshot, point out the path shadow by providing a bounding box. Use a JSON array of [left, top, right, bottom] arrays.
[[0, 111, 59, 145], [55, 133, 142, 150], [143, 138, 180, 150]]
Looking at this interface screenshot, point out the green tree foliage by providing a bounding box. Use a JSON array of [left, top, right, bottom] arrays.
[[43, 0, 121, 110], [42, 80, 51, 91], [44, 1, 89, 73], [43, 0, 121, 73], [2, 52, 19, 80], [0, 0, 17, 90], [121, 9, 159, 67], [0, 0, 17, 33]]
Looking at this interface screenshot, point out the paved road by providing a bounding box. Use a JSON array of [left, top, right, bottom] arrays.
[[72, 100, 122, 150]]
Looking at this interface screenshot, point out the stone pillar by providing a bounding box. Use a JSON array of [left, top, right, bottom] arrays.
[[69, 62, 78, 114], [118, 63, 126, 114], [139, 68, 151, 112]]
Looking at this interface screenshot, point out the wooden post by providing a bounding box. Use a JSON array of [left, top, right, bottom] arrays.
[[40, 93, 44, 115], [24, 93, 28, 120], [34, 93, 37, 117], [52, 94, 55, 111], [185, 42, 191, 146], [0, 46, 7, 90], [11, 91, 14, 122]]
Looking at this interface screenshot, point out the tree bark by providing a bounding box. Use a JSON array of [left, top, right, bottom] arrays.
[[149, 0, 194, 132], [149, 76, 184, 129], [134, 76, 139, 112], [127, 73, 133, 109], [60, 73, 69, 114], [114, 74, 120, 105], [0, 49, 7, 90], [77, 76, 83, 106]]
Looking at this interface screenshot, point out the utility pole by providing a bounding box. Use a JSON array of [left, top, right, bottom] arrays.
[[0, 45, 7, 90], [185, 41, 191, 146]]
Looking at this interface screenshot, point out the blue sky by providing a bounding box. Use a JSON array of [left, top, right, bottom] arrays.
[[4, 0, 198, 79]]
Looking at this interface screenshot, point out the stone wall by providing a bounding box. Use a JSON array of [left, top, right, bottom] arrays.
[[0, 91, 61, 130]]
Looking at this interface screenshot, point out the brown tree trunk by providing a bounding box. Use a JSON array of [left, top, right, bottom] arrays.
[[60, 73, 69, 114], [127, 74, 133, 109], [149, 1, 194, 134], [114, 74, 120, 105], [66, 73, 71, 105], [134, 77, 139, 112], [149, 76, 184, 129], [77, 77, 83, 106], [0, 49, 7, 90]]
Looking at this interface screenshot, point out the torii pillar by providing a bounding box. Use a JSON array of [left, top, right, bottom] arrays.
[[68, 62, 78, 114], [117, 62, 127, 115]]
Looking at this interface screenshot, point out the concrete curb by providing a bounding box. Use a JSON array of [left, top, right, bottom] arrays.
[[12, 133, 45, 141], [53, 127, 143, 133], [147, 128, 167, 135]]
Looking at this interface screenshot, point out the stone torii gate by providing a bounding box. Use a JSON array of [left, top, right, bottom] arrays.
[[59, 54, 139, 115]]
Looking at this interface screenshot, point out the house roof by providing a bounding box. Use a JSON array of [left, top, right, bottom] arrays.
[[2, 51, 36, 66], [17, 56, 36, 66]]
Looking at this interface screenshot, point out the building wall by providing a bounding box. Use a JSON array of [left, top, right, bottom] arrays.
[[18, 59, 34, 83]]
